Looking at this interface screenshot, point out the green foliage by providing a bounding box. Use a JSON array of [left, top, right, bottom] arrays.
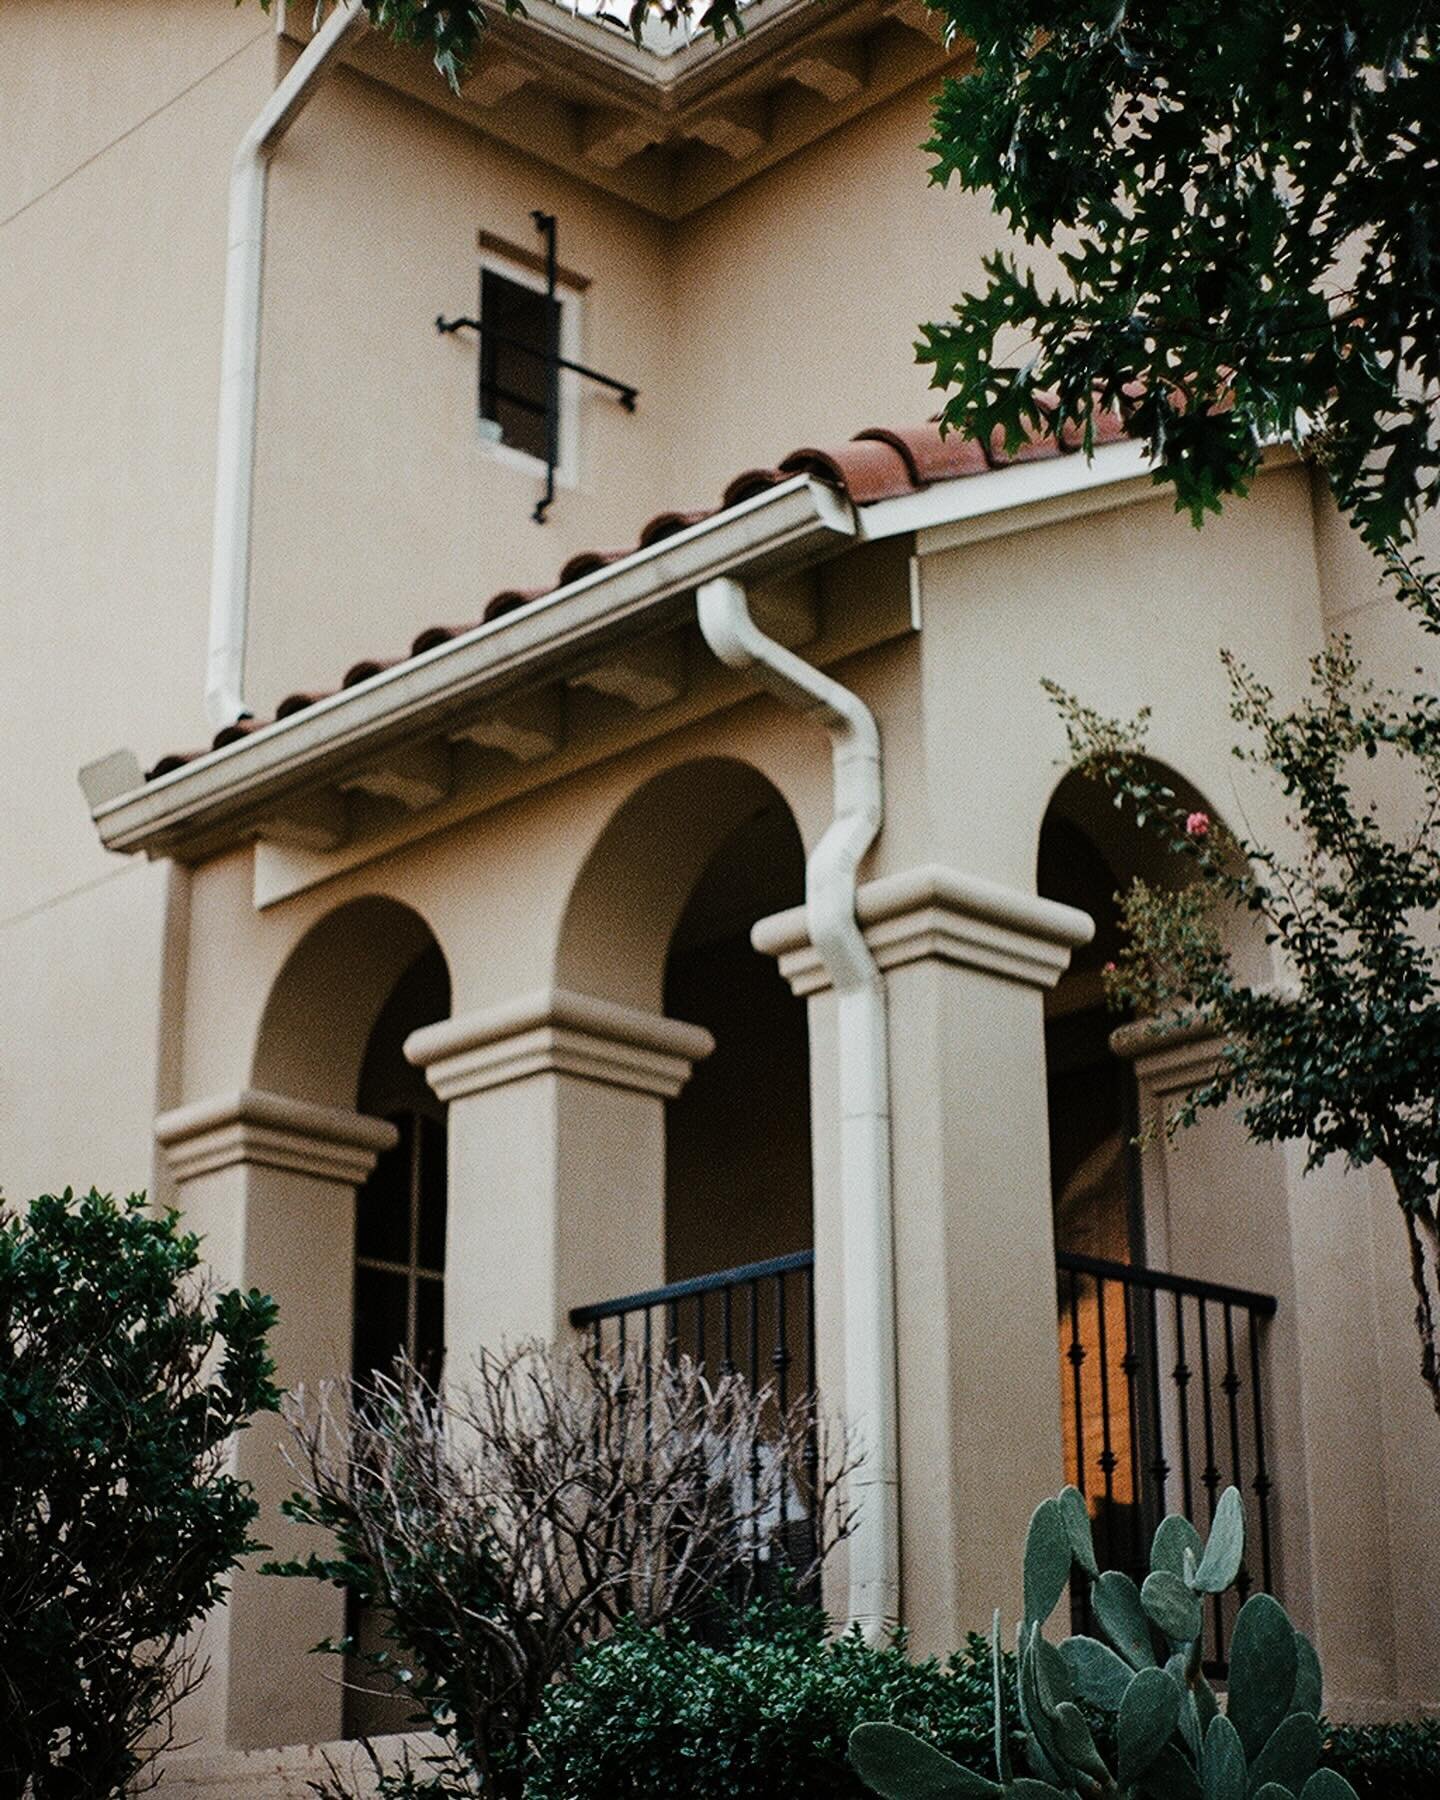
[[1321, 1717, 1440, 1800], [0, 1189, 279, 1799], [850, 1485, 1359, 1800], [1045, 621, 1440, 1418], [524, 1601, 1015, 1800], [251, 0, 750, 91], [920, 1, 1440, 549]]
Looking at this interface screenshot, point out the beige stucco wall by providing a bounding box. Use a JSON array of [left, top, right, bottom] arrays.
[[0, 2, 278, 1201], [5, 0, 1439, 1769]]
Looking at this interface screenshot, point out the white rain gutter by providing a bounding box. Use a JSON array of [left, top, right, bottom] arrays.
[[695, 574, 899, 1640], [206, 0, 371, 731]]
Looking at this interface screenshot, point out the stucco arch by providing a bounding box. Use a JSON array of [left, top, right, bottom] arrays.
[[555, 755, 805, 1012], [252, 894, 450, 1108], [1037, 763, 1272, 986]]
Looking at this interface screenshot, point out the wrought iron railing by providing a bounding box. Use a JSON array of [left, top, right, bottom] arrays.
[[570, 1250, 819, 1592], [1056, 1250, 1278, 1666], [570, 1248, 817, 1407]]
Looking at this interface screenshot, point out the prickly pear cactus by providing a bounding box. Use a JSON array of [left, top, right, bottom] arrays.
[[849, 1486, 1356, 1800]]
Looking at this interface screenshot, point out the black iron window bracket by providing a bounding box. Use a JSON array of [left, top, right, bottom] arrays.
[[437, 211, 639, 523]]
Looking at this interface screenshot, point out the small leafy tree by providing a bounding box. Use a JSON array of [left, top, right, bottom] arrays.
[[0, 1189, 279, 1799], [272, 1341, 855, 1799], [921, 1, 1439, 549], [1045, 630, 1440, 1420], [920, 0, 1440, 1427]]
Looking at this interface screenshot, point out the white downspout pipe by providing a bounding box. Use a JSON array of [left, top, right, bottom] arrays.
[[206, 0, 371, 730], [696, 574, 900, 1639]]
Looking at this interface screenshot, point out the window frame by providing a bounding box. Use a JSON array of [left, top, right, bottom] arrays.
[[475, 247, 584, 490]]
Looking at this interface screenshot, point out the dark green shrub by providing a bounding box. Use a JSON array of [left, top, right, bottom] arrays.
[[0, 1189, 279, 1799], [522, 1601, 1016, 1800], [1323, 1718, 1440, 1800]]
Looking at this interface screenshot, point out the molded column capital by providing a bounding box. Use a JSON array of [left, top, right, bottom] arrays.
[[404, 986, 714, 1102], [154, 1088, 398, 1185], [753, 863, 1094, 995]]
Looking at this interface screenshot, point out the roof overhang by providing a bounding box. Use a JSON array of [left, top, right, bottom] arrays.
[[289, 0, 963, 219], [84, 474, 855, 861], [82, 436, 1285, 870]]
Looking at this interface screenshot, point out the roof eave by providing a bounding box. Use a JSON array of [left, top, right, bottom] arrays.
[[86, 475, 855, 860]]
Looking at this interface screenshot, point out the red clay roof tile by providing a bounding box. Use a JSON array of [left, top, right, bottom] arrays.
[[779, 439, 917, 504], [142, 407, 1143, 782], [483, 586, 547, 623], [275, 690, 332, 719], [639, 509, 712, 547]]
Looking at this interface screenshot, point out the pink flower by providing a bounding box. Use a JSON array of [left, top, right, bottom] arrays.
[[1185, 811, 1210, 840], [1102, 961, 1117, 976]]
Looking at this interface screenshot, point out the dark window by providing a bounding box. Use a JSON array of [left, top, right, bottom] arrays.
[[479, 268, 559, 463], [352, 1106, 447, 1391]]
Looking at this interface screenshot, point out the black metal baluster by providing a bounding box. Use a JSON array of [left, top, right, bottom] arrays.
[[1146, 1284, 1170, 1523], [1066, 1267, 1088, 1499], [775, 1273, 791, 1559], [1119, 1272, 1145, 1577], [1221, 1302, 1249, 1601], [1247, 1307, 1274, 1593], [1196, 1298, 1224, 1659], [1063, 1266, 1092, 1636], [803, 1260, 819, 1572], [1173, 1292, 1195, 1523], [695, 1291, 706, 1375], [749, 1278, 762, 1575], [722, 1281, 735, 1377], [1094, 1272, 1119, 1572]]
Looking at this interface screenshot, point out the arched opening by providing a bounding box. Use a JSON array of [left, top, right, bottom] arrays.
[[1039, 771, 1283, 1634], [252, 898, 452, 1742], [663, 800, 812, 1282], [345, 939, 451, 1741], [352, 942, 451, 1392], [557, 758, 815, 1408]]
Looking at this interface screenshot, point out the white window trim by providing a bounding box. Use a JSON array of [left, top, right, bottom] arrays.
[[476, 247, 584, 491]]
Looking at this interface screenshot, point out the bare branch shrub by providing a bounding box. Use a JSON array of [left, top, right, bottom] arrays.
[[274, 1339, 855, 1798]]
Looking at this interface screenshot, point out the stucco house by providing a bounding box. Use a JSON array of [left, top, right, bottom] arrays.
[[3, 1, 1438, 1790]]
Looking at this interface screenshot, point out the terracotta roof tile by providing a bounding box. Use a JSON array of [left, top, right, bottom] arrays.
[[483, 586, 547, 623], [558, 549, 629, 586], [342, 658, 397, 688], [410, 624, 477, 656], [143, 406, 1143, 782], [779, 439, 918, 504], [854, 424, 989, 484], [721, 467, 785, 508], [639, 509, 712, 547], [276, 690, 332, 719]]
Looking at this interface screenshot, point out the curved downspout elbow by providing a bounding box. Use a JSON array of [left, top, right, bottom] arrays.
[[205, 0, 371, 731], [696, 574, 899, 1640]]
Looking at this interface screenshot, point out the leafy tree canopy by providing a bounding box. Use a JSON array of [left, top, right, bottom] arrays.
[[256, 0, 750, 91], [923, 2, 1440, 548]]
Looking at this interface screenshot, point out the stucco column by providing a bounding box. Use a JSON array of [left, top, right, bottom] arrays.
[[154, 1089, 397, 1753], [405, 988, 713, 1373], [756, 865, 1091, 1654], [1117, 1018, 1431, 1716]]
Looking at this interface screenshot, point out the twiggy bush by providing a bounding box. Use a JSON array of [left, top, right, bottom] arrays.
[[273, 1341, 855, 1798]]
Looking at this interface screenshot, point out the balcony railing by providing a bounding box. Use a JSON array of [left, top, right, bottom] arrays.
[[570, 1248, 816, 1407], [571, 1245, 1278, 1666], [1056, 1250, 1278, 1666]]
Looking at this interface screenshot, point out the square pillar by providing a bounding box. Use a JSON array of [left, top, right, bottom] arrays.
[[405, 988, 713, 1372], [154, 1089, 397, 1753], [756, 866, 1091, 1654]]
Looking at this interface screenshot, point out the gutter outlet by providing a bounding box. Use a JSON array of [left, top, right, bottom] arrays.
[[695, 573, 900, 1639]]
